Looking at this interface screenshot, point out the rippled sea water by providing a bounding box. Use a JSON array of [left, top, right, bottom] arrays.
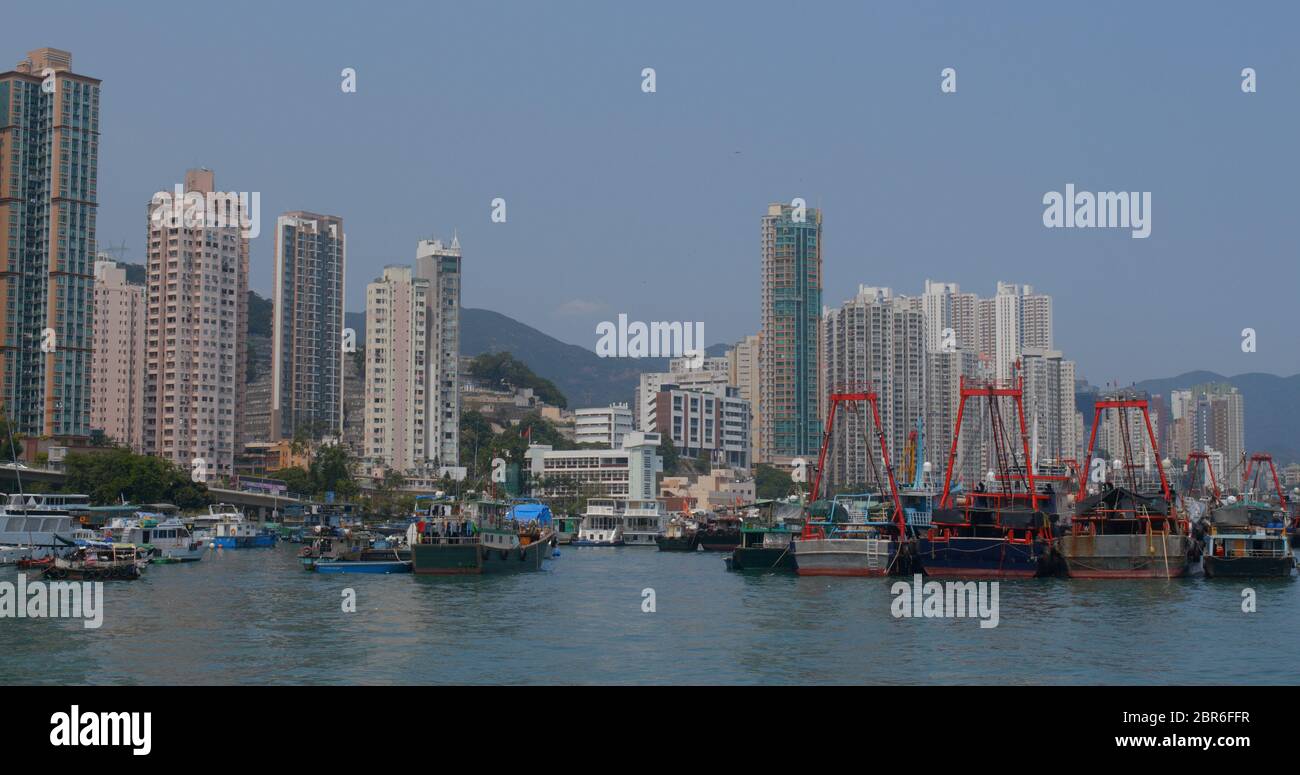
[[2, 544, 1298, 685]]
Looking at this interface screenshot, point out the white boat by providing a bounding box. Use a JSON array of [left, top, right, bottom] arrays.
[[194, 504, 275, 549], [622, 498, 666, 547], [572, 498, 625, 546], [112, 513, 206, 562], [0, 493, 87, 563]]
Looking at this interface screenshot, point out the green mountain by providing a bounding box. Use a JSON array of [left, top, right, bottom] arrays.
[[345, 308, 728, 408]]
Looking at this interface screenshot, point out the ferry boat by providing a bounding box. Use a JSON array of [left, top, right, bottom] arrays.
[[622, 499, 666, 547], [1201, 501, 1294, 578], [572, 498, 625, 546], [199, 504, 276, 549], [0, 492, 87, 562], [409, 498, 554, 575], [111, 514, 206, 563]]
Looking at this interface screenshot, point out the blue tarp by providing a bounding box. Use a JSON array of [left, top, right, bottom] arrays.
[[508, 503, 552, 524]]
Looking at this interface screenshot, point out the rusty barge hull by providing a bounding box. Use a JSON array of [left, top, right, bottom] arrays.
[[1058, 534, 1194, 579]]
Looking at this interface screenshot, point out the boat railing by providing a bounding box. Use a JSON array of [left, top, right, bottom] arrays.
[[416, 535, 479, 546]]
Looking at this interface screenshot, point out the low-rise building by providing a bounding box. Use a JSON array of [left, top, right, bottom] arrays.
[[525, 431, 662, 500]]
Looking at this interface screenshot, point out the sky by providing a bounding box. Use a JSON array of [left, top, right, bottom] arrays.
[[4, 0, 1298, 385]]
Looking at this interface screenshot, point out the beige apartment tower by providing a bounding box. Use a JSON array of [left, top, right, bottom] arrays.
[[142, 168, 249, 479], [90, 260, 145, 450], [364, 265, 429, 472]]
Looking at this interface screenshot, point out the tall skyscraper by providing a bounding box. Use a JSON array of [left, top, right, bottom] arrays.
[[364, 265, 429, 472], [990, 282, 1052, 381], [760, 202, 822, 460], [0, 49, 99, 436], [821, 286, 924, 487], [90, 260, 145, 450], [271, 211, 345, 441], [414, 236, 460, 467], [142, 168, 249, 479]]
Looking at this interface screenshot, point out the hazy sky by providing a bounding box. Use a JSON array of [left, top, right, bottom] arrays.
[[6, 1, 1298, 384]]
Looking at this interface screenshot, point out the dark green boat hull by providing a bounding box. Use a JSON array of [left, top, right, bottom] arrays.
[[728, 546, 796, 571], [412, 539, 551, 575]]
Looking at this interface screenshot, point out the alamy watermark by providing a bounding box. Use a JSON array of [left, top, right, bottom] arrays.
[[0, 573, 104, 629], [890, 574, 999, 628], [50, 706, 151, 756], [1042, 183, 1150, 239], [150, 184, 261, 239], [595, 314, 704, 365]]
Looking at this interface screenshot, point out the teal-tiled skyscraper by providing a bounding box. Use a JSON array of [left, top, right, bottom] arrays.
[[0, 49, 99, 436], [760, 202, 823, 459]]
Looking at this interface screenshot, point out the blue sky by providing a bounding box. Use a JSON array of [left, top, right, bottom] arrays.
[[5, 0, 1298, 384]]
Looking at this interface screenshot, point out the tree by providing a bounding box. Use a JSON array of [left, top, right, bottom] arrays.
[[754, 463, 794, 500], [0, 411, 23, 460], [657, 437, 679, 476], [63, 449, 211, 508], [311, 444, 357, 497], [271, 466, 313, 496], [466, 351, 568, 408]]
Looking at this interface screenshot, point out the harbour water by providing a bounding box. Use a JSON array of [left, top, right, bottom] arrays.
[[2, 545, 1298, 685]]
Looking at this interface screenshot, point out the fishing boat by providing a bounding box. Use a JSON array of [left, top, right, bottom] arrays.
[[110, 514, 206, 563], [300, 530, 411, 574], [199, 504, 276, 549], [39, 542, 145, 581], [1200, 454, 1295, 578], [919, 377, 1058, 578], [795, 493, 910, 576], [1201, 502, 1294, 578], [0, 492, 87, 563], [726, 500, 802, 571], [791, 389, 919, 577], [552, 513, 582, 545], [655, 515, 698, 551], [622, 499, 666, 547], [409, 498, 554, 575], [695, 512, 742, 551], [1058, 394, 1197, 579], [572, 498, 625, 547]]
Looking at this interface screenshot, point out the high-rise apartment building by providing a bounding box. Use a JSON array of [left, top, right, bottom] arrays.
[[1192, 384, 1245, 482], [821, 286, 924, 488], [925, 348, 982, 487], [90, 260, 145, 450], [1020, 347, 1078, 464], [271, 211, 345, 441], [364, 265, 428, 472], [142, 168, 249, 479], [726, 334, 762, 463], [415, 236, 460, 467], [760, 202, 822, 459], [0, 49, 99, 436]]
